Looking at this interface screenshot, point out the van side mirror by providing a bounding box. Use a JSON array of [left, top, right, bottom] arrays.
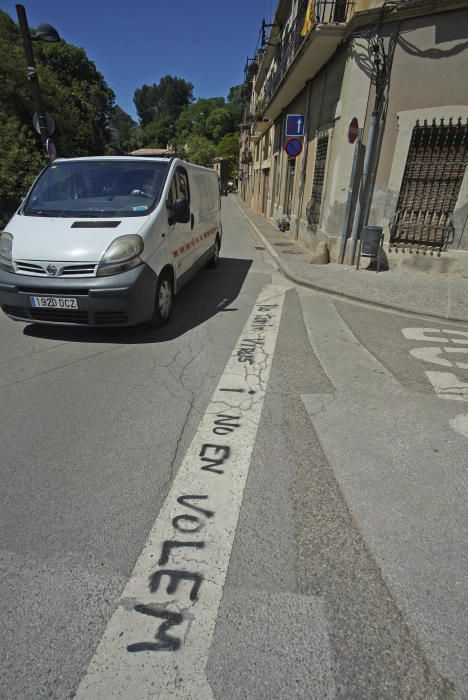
[[167, 197, 190, 224]]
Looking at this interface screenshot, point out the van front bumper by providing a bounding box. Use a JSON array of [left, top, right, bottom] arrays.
[[0, 263, 158, 327]]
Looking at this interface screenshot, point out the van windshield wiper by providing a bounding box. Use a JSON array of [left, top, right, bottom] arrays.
[[26, 210, 55, 217]]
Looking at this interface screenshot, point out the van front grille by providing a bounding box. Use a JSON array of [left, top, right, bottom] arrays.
[[15, 261, 46, 275], [94, 312, 128, 325], [30, 309, 89, 324], [14, 261, 97, 277], [18, 287, 88, 296], [61, 264, 97, 276]]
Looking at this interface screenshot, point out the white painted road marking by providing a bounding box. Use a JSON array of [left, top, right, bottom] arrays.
[[410, 346, 468, 369], [402, 327, 468, 405], [425, 371, 468, 401], [402, 328, 468, 344], [75, 284, 286, 700], [450, 413, 468, 437]]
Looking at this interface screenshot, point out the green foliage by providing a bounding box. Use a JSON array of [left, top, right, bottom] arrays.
[[215, 133, 240, 180], [144, 116, 176, 149], [134, 75, 193, 127], [226, 84, 243, 125], [0, 4, 243, 227], [0, 9, 116, 224], [174, 97, 225, 145], [111, 105, 137, 152], [205, 108, 234, 142], [111, 105, 146, 153], [34, 41, 115, 156], [216, 132, 239, 159], [184, 135, 216, 168], [0, 116, 44, 227]]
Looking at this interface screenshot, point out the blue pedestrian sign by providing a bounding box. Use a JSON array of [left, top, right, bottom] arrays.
[[286, 114, 305, 137]]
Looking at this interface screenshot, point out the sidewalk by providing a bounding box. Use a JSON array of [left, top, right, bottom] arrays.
[[234, 196, 468, 324]]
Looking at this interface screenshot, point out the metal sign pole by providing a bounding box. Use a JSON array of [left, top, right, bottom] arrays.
[[16, 4, 49, 158], [348, 110, 379, 265], [339, 130, 361, 263]]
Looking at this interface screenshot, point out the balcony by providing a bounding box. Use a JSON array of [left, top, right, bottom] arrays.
[[261, 0, 355, 120]]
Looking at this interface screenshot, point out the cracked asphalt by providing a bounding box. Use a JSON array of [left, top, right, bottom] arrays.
[[1, 196, 466, 699]]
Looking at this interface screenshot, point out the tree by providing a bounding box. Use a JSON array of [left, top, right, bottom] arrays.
[[184, 135, 216, 167], [111, 106, 137, 152], [205, 108, 234, 142], [144, 116, 176, 149], [216, 132, 239, 159], [0, 117, 44, 227], [134, 75, 193, 127], [226, 84, 243, 126], [175, 97, 225, 145], [35, 40, 115, 156], [0, 9, 116, 224], [215, 133, 240, 180]]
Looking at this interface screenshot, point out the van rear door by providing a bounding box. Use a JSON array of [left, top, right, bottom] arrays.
[[191, 170, 218, 261], [167, 166, 194, 283]]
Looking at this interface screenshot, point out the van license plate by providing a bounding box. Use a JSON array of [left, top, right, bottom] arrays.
[[30, 296, 79, 309]]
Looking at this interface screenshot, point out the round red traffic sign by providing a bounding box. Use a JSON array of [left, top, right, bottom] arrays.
[[284, 137, 303, 158], [348, 117, 359, 144]]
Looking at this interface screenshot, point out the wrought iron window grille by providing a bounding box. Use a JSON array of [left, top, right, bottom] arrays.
[[306, 134, 329, 233], [390, 117, 468, 254]]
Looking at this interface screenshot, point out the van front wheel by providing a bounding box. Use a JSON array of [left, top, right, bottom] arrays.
[[148, 270, 173, 327]]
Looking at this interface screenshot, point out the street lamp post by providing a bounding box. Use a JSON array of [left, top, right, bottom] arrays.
[[15, 4, 60, 159]]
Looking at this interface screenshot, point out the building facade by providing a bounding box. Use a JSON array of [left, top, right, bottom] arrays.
[[240, 0, 468, 275]]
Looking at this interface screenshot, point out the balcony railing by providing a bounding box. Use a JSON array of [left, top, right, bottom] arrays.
[[261, 0, 355, 113]]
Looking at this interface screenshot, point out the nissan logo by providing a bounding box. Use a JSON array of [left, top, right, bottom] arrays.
[[46, 264, 58, 276]]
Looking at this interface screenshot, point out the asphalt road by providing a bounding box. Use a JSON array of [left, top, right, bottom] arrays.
[[0, 196, 466, 699]]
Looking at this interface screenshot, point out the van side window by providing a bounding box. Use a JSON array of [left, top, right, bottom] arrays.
[[175, 168, 190, 203], [167, 178, 177, 207]]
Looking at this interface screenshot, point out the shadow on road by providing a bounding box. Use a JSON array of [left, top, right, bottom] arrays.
[[23, 257, 253, 345]]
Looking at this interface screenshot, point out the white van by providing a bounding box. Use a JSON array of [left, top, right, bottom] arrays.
[[0, 156, 222, 327]]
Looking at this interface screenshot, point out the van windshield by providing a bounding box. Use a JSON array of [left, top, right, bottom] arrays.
[[23, 159, 170, 218]]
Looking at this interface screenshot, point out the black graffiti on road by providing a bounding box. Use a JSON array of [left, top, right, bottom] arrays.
[[149, 569, 203, 601], [128, 301, 280, 654], [127, 492, 211, 654], [127, 606, 183, 652], [213, 414, 241, 436], [236, 303, 278, 364], [199, 444, 231, 474]]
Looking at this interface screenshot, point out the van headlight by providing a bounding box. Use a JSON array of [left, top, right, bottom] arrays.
[[0, 232, 14, 273], [97, 235, 144, 277]]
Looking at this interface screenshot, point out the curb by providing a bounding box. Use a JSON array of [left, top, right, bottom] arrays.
[[234, 197, 468, 325]]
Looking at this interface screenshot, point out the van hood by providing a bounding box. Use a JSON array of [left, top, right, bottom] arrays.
[[7, 214, 147, 262]]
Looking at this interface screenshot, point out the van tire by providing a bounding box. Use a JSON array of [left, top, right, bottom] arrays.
[[147, 269, 173, 327], [207, 235, 220, 268]]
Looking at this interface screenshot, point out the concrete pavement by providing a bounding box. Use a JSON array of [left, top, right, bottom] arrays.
[[1, 196, 466, 699], [234, 196, 468, 324]]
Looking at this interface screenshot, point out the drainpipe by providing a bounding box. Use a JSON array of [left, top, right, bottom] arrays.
[[295, 81, 312, 240], [348, 109, 379, 264], [339, 129, 362, 263]]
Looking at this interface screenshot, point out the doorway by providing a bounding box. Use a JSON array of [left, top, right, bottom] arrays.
[[284, 159, 296, 216], [262, 168, 270, 215]]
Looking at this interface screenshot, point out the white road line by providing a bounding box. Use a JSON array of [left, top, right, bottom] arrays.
[[75, 284, 286, 700], [450, 413, 468, 437], [425, 371, 468, 401]]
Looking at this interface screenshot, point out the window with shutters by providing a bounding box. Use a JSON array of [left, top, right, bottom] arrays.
[[390, 118, 468, 252], [306, 135, 329, 233]]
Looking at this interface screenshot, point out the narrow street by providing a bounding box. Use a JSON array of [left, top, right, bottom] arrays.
[[0, 196, 466, 699]]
